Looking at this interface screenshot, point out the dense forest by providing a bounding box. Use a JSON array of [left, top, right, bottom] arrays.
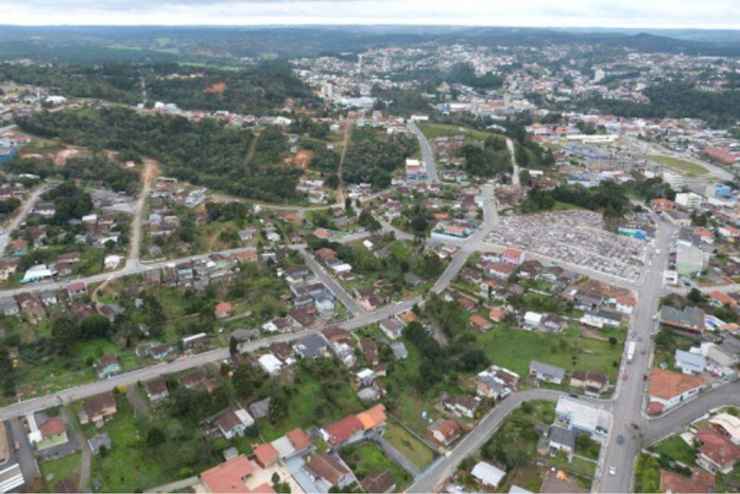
[[342, 128, 418, 188], [16, 107, 303, 202], [581, 82, 740, 128], [458, 137, 512, 178], [0, 61, 315, 115]]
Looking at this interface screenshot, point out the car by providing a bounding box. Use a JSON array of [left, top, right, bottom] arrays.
[[609, 466, 617, 476], [617, 434, 625, 445]]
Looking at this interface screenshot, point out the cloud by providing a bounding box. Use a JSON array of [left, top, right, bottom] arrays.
[[0, 0, 739, 28]]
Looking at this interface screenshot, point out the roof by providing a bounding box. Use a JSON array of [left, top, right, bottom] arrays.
[[529, 360, 565, 380], [286, 428, 312, 450], [709, 413, 740, 440], [306, 454, 350, 485], [648, 369, 704, 400], [253, 442, 278, 467], [430, 419, 461, 441], [324, 414, 363, 445], [39, 417, 65, 438], [356, 404, 386, 431], [84, 392, 116, 418], [660, 305, 705, 330], [675, 350, 706, 369], [549, 425, 576, 449], [361, 471, 395, 493], [200, 455, 256, 494], [660, 469, 715, 494], [216, 407, 254, 432], [697, 429, 740, 467], [471, 461, 506, 487]]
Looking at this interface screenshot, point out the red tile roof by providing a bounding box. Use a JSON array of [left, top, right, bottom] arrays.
[[648, 369, 704, 401], [324, 414, 363, 446], [39, 417, 65, 438], [660, 469, 715, 493], [286, 428, 311, 450], [201, 455, 256, 494], [253, 443, 278, 468], [697, 430, 740, 468]]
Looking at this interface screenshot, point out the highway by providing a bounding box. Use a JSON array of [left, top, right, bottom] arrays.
[[408, 120, 438, 183]]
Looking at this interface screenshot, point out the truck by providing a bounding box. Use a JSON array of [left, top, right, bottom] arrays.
[[627, 341, 636, 363]]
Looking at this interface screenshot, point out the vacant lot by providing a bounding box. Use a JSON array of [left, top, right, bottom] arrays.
[[477, 326, 624, 382], [40, 453, 82, 492], [419, 123, 501, 144], [384, 422, 435, 470], [649, 155, 708, 177], [342, 441, 412, 490]]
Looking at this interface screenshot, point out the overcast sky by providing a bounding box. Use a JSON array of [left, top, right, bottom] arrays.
[[1, 0, 739, 29]]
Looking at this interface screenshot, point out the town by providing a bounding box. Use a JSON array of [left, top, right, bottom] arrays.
[[0, 23, 738, 494]]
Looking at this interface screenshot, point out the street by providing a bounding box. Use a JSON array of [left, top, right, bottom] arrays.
[[408, 120, 439, 183]]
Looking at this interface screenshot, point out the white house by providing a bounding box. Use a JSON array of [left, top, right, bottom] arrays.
[[555, 396, 610, 441], [675, 350, 706, 375], [471, 462, 506, 488], [258, 354, 284, 376]]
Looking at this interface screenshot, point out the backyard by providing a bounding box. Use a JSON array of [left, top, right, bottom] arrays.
[[341, 441, 413, 490], [383, 422, 436, 470], [40, 453, 82, 492]]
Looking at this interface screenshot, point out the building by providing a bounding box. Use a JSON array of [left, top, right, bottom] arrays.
[[78, 392, 117, 427], [215, 407, 255, 439], [675, 192, 704, 210], [428, 419, 461, 447], [322, 415, 364, 448], [0, 421, 24, 492], [305, 453, 354, 491], [379, 318, 404, 340], [569, 370, 609, 395], [144, 379, 169, 403], [660, 469, 715, 494], [676, 243, 706, 277], [471, 461, 506, 489], [555, 396, 610, 441], [257, 354, 283, 376], [647, 369, 705, 415], [660, 306, 705, 336], [200, 455, 267, 494], [529, 361, 566, 385], [96, 354, 121, 379], [709, 413, 740, 445], [696, 429, 740, 474], [548, 425, 577, 459], [34, 417, 68, 451], [675, 350, 706, 375]]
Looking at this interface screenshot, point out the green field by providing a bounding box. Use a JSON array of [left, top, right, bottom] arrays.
[[652, 435, 697, 465], [649, 155, 708, 177], [384, 422, 435, 469], [477, 326, 624, 382], [40, 453, 82, 492], [341, 441, 412, 490], [419, 123, 501, 144], [634, 453, 661, 493]]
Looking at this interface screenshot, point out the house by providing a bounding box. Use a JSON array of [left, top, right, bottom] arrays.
[[555, 396, 610, 440], [248, 398, 271, 421], [660, 468, 715, 494], [524, 311, 544, 330], [252, 442, 279, 468], [215, 407, 255, 439], [65, 281, 87, 299], [502, 247, 525, 266], [214, 302, 234, 319], [21, 264, 54, 284], [660, 306, 705, 336], [529, 361, 566, 385], [471, 461, 506, 488], [570, 370, 609, 395], [470, 314, 492, 332], [293, 334, 329, 359], [144, 379, 169, 403], [39, 290, 58, 307], [647, 369, 705, 415], [305, 453, 354, 490], [258, 354, 283, 376], [390, 341, 408, 360], [487, 262, 517, 280], [361, 471, 396, 494], [379, 318, 404, 340], [696, 429, 740, 474], [548, 425, 576, 459], [428, 419, 461, 447], [356, 404, 387, 434], [0, 297, 19, 317], [96, 354, 121, 379], [708, 413, 740, 446], [476, 365, 520, 400], [200, 455, 262, 494], [0, 258, 18, 281], [103, 254, 122, 270], [78, 392, 117, 427], [35, 417, 68, 451], [286, 428, 312, 455], [442, 395, 480, 419], [675, 350, 706, 375], [322, 415, 364, 448], [489, 306, 507, 323]]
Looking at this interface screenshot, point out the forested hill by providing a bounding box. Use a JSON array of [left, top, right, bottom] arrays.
[[16, 107, 303, 202], [0, 61, 316, 114]]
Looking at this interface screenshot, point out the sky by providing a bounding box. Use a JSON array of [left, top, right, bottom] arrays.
[[1, 0, 740, 29]]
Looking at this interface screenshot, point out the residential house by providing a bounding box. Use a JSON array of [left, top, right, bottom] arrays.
[[144, 379, 169, 403], [215, 407, 255, 439], [470, 314, 492, 332], [65, 281, 87, 299], [428, 419, 462, 447], [214, 302, 234, 319], [529, 361, 566, 385], [200, 455, 266, 494], [471, 461, 506, 489], [322, 415, 364, 448], [96, 354, 121, 379], [379, 318, 404, 340], [548, 426, 576, 459], [293, 334, 329, 359], [35, 417, 68, 451], [659, 469, 715, 494], [442, 395, 480, 419], [555, 396, 610, 441], [477, 365, 520, 400], [569, 371, 609, 395], [0, 297, 19, 317], [647, 369, 705, 415], [252, 443, 279, 468], [709, 413, 740, 445], [248, 398, 271, 421], [660, 306, 705, 336], [696, 429, 740, 474], [675, 350, 706, 375], [305, 453, 354, 491], [78, 392, 117, 427]]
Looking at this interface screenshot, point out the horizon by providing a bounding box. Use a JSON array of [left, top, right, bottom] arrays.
[[1, 0, 739, 30]]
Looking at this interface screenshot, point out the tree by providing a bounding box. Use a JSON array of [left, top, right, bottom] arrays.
[[687, 288, 705, 305]]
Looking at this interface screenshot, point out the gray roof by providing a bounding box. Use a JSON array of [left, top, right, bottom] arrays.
[[660, 305, 705, 329], [88, 432, 112, 455], [529, 360, 566, 380], [248, 398, 271, 419], [390, 341, 408, 360], [548, 425, 576, 450], [675, 350, 705, 369], [294, 334, 328, 358]]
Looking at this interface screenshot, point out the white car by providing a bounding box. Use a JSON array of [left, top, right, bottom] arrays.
[[609, 466, 617, 476]]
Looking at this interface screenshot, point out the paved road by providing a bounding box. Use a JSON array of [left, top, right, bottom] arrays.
[[0, 184, 50, 256], [643, 381, 740, 446], [294, 246, 364, 315], [407, 389, 567, 493], [598, 219, 676, 493], [7, 416, 38, 485], [408, 120, 438, 183]]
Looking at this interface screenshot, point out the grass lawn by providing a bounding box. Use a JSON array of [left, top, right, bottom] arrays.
[[654, 330, 696, 370], [649, 155, 708, 177], [502, 464, 543, 493], [652, 436, 697, 466], [634, 453, 661, 493], [384, 422, 435, 470], [419, 123, 498, 143], [549, 452, 596, 482], [40, 453, 82, 491], [90, 397, 169, 492], [341, 441, 412, 490], [477, 326, 623, 382]]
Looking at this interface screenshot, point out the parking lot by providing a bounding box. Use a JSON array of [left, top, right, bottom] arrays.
[[485, 210, 647, 282]]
